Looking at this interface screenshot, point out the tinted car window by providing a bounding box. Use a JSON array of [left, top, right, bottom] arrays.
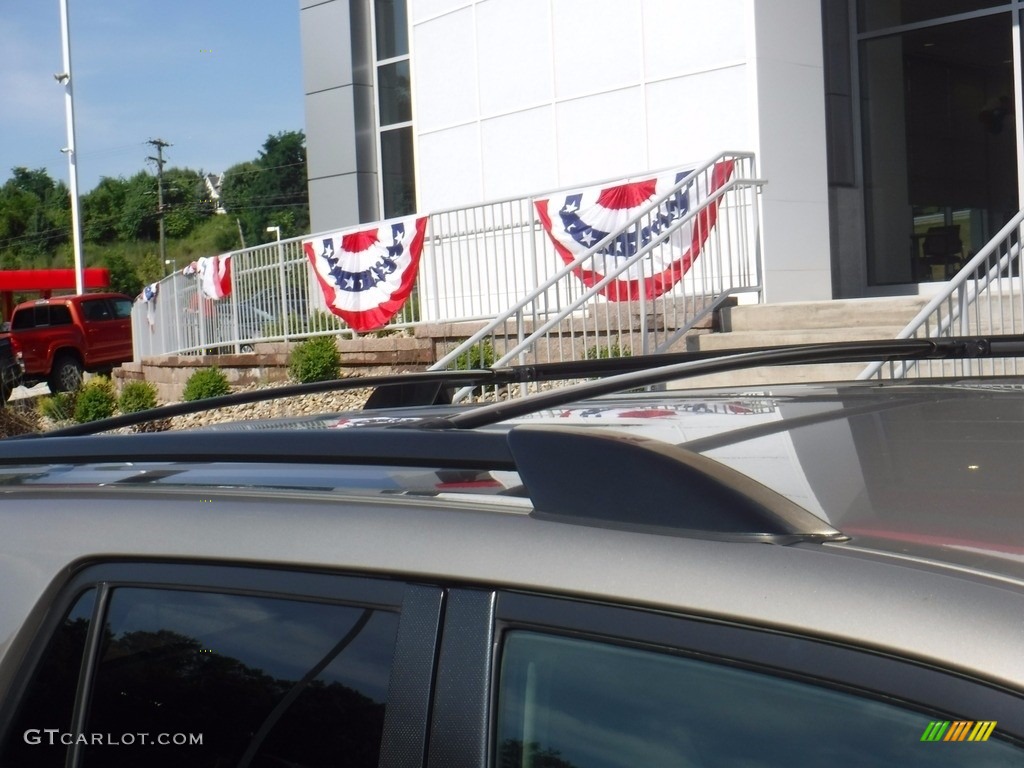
[[496, 631, 1022, 767], [3, 585, 399, 768], [0, 590, 96, 768], [48, 305, 72, 325], [9, 308, 36, 330], [80, 299, 112, 321], [111, 298, 133, 318]]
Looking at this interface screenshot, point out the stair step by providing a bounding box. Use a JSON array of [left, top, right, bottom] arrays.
[[669, 362, 871, 389], [690, 326, 906, 351], [719, 297, 928, 332]]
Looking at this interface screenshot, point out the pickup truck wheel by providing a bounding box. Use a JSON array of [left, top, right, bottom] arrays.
[[48, 356, 83, 393]]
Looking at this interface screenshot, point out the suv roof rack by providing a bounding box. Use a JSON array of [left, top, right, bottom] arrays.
[[0, 425, 844, 544], [32, 335, 1024, 439]]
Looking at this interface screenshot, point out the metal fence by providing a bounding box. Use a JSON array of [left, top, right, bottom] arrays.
[[859, 210, 1024, 380], [132, 152, 764, 368]]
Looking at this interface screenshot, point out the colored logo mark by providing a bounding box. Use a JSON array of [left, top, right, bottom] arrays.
[[921, 721, 997, 742]]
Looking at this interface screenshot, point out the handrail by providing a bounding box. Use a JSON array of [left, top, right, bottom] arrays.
[[858, 209, 1024, 380]]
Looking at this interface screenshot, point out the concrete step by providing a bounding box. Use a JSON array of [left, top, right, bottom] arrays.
[[688, 325, 907, 352], [668, 362, 869, 389], [719, 297, 928, 333]]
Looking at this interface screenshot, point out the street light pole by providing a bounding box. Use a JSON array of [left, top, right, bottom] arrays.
[[57, 0, 85, 295]]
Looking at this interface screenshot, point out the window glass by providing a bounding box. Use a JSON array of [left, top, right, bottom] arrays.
[[80, 299, 112, 322], [858, 0, 1007, 33], [374, 0, 409, 59], [81, 587, 398, 768], [0, 589, 96, 767], [111, 298, 133, 318], [381, 126, 416, 218], [49, 305, 72, 325], [378, 59, 412, 126], [10, 308, 36, 330], [496, 631, 1023, 767]]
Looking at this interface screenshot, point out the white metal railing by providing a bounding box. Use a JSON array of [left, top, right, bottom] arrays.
[[132, 152, 763, 369], [428, 152, 764, 401], [859, 210, 1024, 380]]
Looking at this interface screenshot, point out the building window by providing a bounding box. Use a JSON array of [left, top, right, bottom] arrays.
[[374, 0, 416, 218]]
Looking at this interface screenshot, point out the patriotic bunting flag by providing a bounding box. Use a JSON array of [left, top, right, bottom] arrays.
[[303, 215, 428, 332], [535, 160, 734, 301], [183, 255, 232, 300]]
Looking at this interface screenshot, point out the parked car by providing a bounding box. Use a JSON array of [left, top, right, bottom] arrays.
[[0, 338, 1022, 766], [0, 334, 23, 402], [7, 292, 134, 392]]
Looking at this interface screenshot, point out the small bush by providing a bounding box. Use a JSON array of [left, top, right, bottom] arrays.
[[453, 339, 495, 370], [289, 335, 341, 383], [585, 339, 632, 360], [37, 391, 77, 423], [118, 380, 159, 414], [182, 367, 231, 402], [74, 377, 116, 424]]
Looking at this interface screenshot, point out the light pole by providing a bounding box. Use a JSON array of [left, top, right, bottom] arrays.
[[164, 259, 176, 276], [267, 226, 288, 339], [57, 0, 85, 294]]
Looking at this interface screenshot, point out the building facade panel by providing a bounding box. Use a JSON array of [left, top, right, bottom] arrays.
[[553, 87, 649, 183], [475, 0, 555, 116], [479, 107, 558, 201], [644, 67, 752, 170], [416, 124, 484, 209], [641, 0, 748, 81], [412, 7, 480, 132], [550, 0, 644, 100], [301, 0, 355, 94]]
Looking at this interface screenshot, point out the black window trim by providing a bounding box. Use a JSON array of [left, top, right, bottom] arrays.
[[492, 591, 1024, 752], [0, 561, 444, 768]]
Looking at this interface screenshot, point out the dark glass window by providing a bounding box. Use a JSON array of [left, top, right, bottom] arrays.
[[48, 305, 72, 325], [858, 0, 1007, 33], [10, 308, 37, 330], [496, 631, 1023, 767], [0, 589, 96, 768], [81, 587, 398, 768], [80, 299, 113, 322], [379, 59, 412, 126], [381, 127, 416, 218], [111, 298, 133, 318], [375, 0, 409, 59]]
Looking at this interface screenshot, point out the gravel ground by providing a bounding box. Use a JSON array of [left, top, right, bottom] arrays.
[[1, 381, 375, 437]]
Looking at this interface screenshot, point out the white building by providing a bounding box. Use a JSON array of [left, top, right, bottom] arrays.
[[299, 0, 1024, 303]]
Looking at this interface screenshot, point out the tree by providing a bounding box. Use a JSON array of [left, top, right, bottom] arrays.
[[82, 177, 129, 244], [221, 131, 308, 244], [118, 171, 159, 242], [104, 251, 143, 297]]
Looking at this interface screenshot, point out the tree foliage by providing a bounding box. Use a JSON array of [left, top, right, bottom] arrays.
[[0, 129, 309, 293], [221, 131, 308, 245]]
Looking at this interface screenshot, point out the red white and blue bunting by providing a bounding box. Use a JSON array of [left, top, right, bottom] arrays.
[[182, 255, 232, 300], [303, 215, 428, 332], [535, 160, 734, 301]]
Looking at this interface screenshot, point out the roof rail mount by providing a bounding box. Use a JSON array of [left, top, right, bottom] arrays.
[[507, 425, 846, 544]]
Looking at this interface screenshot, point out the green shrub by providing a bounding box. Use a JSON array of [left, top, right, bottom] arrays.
[[453, 339, 495, 370], [182, 367, 231, 402], [289, 335, 341, 383], [38, 391, 78, 423], [585, 339, 632, 360], [118, 380, 159, 414], [73, 377, 116, 424]]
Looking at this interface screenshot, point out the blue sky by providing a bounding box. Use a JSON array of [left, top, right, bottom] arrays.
[[0, 1, 304, 192]]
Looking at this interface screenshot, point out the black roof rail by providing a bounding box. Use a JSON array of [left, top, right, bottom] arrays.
[[0, 425, 843, 544]]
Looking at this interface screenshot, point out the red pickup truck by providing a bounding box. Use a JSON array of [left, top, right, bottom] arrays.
[[8, 293, 134, 392]]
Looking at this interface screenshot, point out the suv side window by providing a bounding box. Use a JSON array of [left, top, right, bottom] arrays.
[[0, 568, 406, 768], [10, 308, 36, 330], [496, 631, 1023, 767]]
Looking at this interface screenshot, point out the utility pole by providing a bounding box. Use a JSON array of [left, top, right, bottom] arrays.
[[146, 138, 171, 266], [57, 0, 85, 294]]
